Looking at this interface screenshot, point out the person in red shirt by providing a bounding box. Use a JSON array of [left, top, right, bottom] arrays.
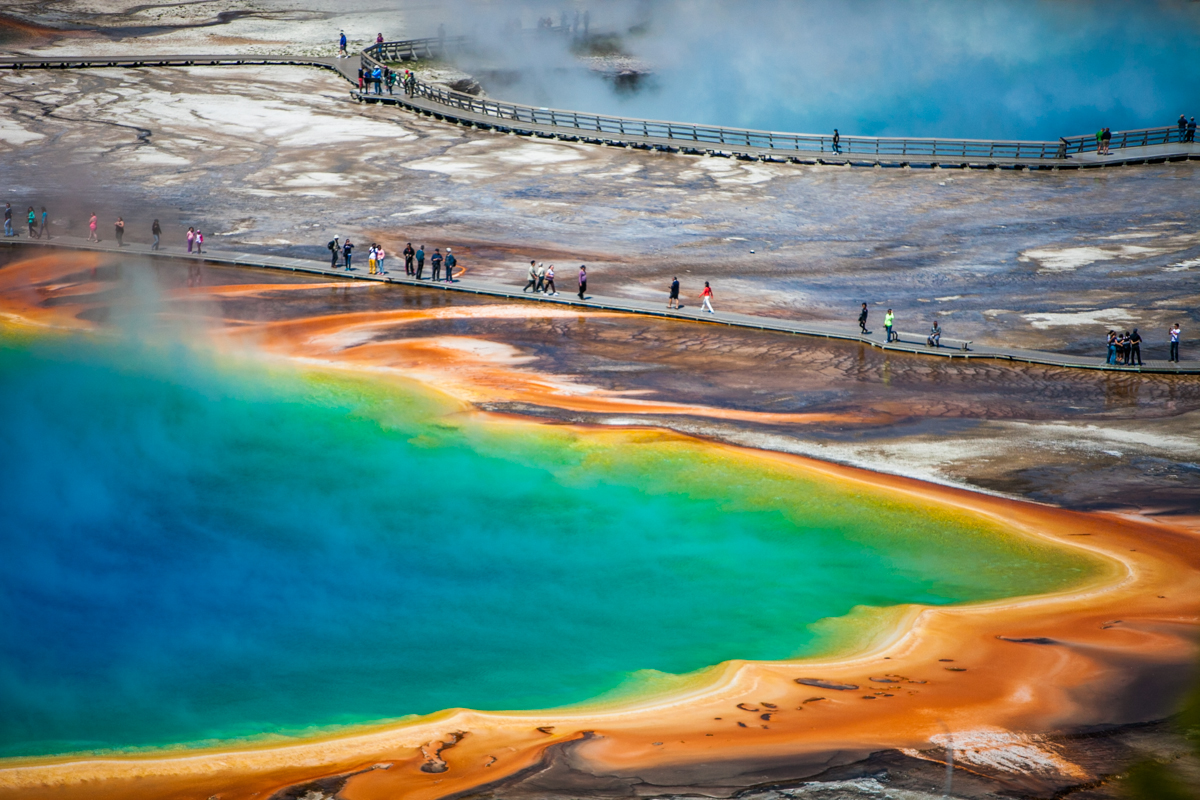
[[700, 281, 714, 313]]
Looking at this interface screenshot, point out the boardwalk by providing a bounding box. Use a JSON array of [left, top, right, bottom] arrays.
[[4, 237, 1196, 375], [1, 41, 1198, 170]]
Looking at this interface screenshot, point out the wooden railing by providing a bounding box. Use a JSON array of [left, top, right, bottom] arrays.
[[362, 38, 1194, 162]]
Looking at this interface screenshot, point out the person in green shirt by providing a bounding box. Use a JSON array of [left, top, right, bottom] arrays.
[[884, 309, 895, 342]]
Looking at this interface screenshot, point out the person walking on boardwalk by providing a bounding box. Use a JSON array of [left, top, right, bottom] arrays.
[[668, 276, 680, 309], [577, 265, 587, 300], [342, 238, 354, 270], [328, 236, 341, 268], [544, 263, 556, 295], [26, 207, 36, 238], [1169, 323, 1181, 363], [523, 260, 537, 292], [114, 217, 125, 247], [535, 261, 546, 293], [1129, 328, 1143, 367], [151, 219, 161, 250], [884, 309, 895, 342], [414, 245, 425, 278], [194, 229, 204, 253], [832, 128, 841, 154], [186, 226, 195, 252], [444, 248, 456, 282], [430, 247, 443, 281], [3, 203, 12, 237], [403, 242, 415, 275], [88, 213, 99, 242], [339, 30, 348, 58], [39, 207, 49, 240], [858, 302, 869, 333], [699, 281, 714, 313]]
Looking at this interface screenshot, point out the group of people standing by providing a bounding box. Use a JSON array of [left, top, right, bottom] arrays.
[[326, 237, 458, 281], [358, 64, 412, 95], [1178, 114, 1197, 143], [1106, 329, 1143, 366]]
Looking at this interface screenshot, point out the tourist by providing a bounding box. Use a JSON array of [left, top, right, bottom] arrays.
[[430, 247, 443, 281], [1095, 128, 1103, 154], [444, 248, 455, 282], [535, 261, 546, 293], [544, 263, 556, 294], [88, 213, 99, 242], [376, 32, 384, 44], [151, 219, 161, 250], [1120, 331, 1132, 365], [328, 236, 341, 268], [339, 30, 347, 58], [1179, 114, 1188, 141], [523, 260, 537, 292], [3, 203, 12, 236], [415, 245, 425, 278], [927, 320, 941, 348], [114, 217, 125, 247], [577, 265, 587, 300], [39, 206, 49, 240], [1106, 330, 1117, 364], [1189, 117, 1197, 143], [377, 244, 387, 274], [1169, 323, 1181, 363], [1129, 328, 1143, 367], [386, 69, 396, 95], [832, 128, 841, 154], [368, 244, 378, 275], [1101, 127, 1112, 155], [403, 242, 415, 275], [858, 302, 868, 333], [668, 276, 680, 309], [884, 309, 895, 342], [700, 281, 714, 313], [342, 238, 354, 270], [27, 207, 36, 238], [372, 66, 383, 94], [186, 226, 195, 252], [194, 229, 203, 253]]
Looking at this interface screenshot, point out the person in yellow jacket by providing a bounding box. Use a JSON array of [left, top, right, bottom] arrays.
[[884, 309, 895, 342]]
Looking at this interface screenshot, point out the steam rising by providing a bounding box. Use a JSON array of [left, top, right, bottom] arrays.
[[404, 0, 1200, 139]]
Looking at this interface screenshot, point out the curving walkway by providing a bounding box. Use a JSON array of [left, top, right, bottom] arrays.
[[4, 236, 1196, 375], [1, 40, 1197, 170]]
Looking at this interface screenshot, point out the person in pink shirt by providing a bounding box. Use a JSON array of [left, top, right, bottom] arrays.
[[186, 227, 195, 252], [195, 229, 204, 254], [87, 213, 99, 242]]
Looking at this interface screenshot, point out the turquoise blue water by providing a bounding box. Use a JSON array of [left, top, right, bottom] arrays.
[[489, 0, 1200, 140], [0, 333, 1099, 759]]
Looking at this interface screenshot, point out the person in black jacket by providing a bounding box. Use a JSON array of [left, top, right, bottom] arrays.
[[858, 302, 869, 333]]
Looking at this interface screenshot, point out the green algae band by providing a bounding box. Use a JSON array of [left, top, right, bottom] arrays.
[[0, 338, 1099, 759]]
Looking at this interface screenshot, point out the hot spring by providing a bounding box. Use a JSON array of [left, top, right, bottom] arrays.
[[0, 322, 1104, 759]]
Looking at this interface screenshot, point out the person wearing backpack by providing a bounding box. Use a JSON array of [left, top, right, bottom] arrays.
[[444, 248, 456, 282], [328, 236, 340, 268]]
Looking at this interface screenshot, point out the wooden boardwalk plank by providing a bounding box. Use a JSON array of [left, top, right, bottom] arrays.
[[4, 237, 1195, 375]]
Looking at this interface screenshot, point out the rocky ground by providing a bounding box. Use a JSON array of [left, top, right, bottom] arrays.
[[1, 5, 1199, 799]]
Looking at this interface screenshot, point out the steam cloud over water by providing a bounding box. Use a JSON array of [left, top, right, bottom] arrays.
[[406, 0, 1200, 140]]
